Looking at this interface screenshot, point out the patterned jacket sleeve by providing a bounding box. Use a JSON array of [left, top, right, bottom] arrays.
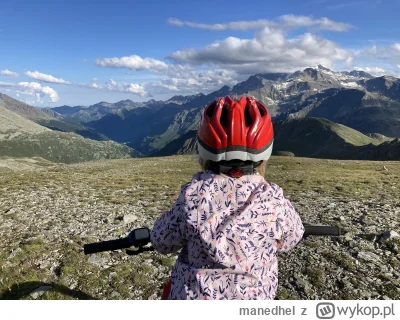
[[275, 187, 304, 252], [150, 182, 191, 254]]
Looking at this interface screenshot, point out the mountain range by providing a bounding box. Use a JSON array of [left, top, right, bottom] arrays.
[[1, 65, 400, 162], [0, 93, 140, 163]]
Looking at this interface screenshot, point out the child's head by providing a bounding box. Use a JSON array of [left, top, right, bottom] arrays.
[[197, 96, 273, 178]]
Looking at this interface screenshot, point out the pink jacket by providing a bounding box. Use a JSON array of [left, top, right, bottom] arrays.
[[151, 170, 304, 300]]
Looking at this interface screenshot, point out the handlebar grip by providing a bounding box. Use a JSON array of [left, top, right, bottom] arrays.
[[304, 225, 341, 237], [84, 237, 131, 254]]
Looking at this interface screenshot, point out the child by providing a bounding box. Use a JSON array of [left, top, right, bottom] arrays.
[[151, 96, 304, 300]]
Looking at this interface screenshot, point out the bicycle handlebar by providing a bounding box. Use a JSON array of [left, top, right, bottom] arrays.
[[84, 238, 131, 255], [83, 225, 342, 255], [303, 225, 341, 237]]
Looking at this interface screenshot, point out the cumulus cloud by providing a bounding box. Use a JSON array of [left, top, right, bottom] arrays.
[[354, 66, 386, 76], [168, 15, 353, 32], [96, 55, 169, 74], [0, 81, 59, 103], [168, 27, 352, 74], [25, 71, 71, 84], [18, 82, 60, 102], [146, 68, 239, 95], [1, 69, 18, 77], [90, 79, 148, 97], [354, 43, 400, 76]]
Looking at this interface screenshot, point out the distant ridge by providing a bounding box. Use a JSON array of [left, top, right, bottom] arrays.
[[0, 94, 141, 163]]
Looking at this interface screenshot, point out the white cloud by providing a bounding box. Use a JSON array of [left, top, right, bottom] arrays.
[[96, 55, 169, 74], [354, 43, 400, 76], [1, 69, 18, 77], [146, 68, 239, 95], [168, 15, 353, 32], [90, 79, 148, 97], [167, 18, 275, 31], [392, 43, 400, 56], [279, 15, 353, 32], [123, 83, 147, 96], [357, 43, 400, 59], [18, 82, 60, 102], [168, 27, 352, 74], [354, 66, 386, 76], [25, 71, 71, 84], [0, 81, 59, 103]]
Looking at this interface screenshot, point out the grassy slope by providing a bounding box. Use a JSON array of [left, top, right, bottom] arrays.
[[327, 119, 379, 146], [0, 105, 50, 139], [273, 117, 382, 159], [152, 130, 197, 156], [0, 132, 140, 164]]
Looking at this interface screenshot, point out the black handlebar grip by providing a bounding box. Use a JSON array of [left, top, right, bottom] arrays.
[[84, 237, 131, 255], [304, 225, 341, 237]]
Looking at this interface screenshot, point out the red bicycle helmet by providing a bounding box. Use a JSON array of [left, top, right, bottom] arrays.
[[197, 96, 274, 162]]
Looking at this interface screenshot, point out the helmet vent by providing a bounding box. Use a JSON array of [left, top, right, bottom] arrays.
[[220, 105, 229, 127], [206, 101, 217, 118], [258, 104, 267, 117], [244, 105, 252, 127]]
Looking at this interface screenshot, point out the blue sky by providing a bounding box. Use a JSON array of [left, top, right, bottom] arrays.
[[0, 0, 399, 106]]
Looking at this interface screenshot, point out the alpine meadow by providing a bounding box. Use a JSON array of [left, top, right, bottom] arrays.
[[0, 0, 399, 302]]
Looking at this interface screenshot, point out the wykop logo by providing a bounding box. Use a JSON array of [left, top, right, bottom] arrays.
[[316, 303, 336, 319]]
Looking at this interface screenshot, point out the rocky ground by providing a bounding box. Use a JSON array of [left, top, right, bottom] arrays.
[[0, 155, 399, 300]]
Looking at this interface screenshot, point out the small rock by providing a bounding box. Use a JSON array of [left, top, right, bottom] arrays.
[[293, 273, 313, 295], [340, 279, 353, 289], [123, 214, 137, 225], [29, 286, 52, 299], [68, 278, 78, 290], [360, 290, 372, 298], [88, 254, 108, 267], [348, 240, 357, 248], [357, 251, 380, 263], [344, 234, 354, 242], [109, 272, 117, 281], [383, 166, 388, 171], [111, 291, 122, 299], [148, 292, 159, 300], [380, 230, 400, 242], [359, 215, 371, 225]]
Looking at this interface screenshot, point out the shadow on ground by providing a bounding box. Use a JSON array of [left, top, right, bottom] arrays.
[[1, 282, 96, 300]]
